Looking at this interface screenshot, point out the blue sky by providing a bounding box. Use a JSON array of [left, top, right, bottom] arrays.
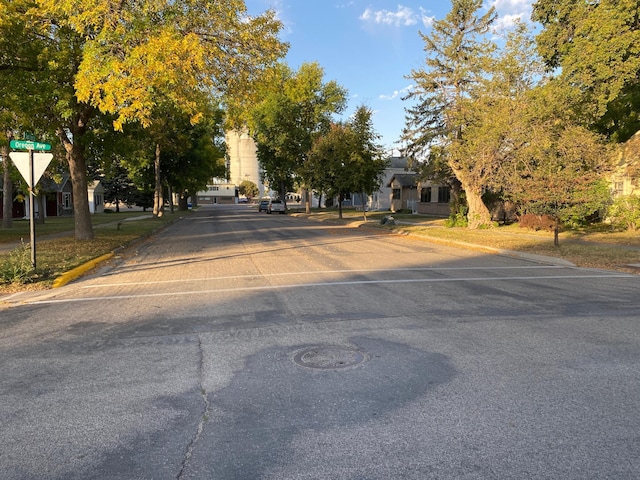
[[245, 0, 536, 156]]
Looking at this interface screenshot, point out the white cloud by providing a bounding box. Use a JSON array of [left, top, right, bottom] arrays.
[[360, 5, 421, 27], [418, 7, 435, 28], [489, 0, 532, 13], [492, 12, 526, 31], [379, 85, 414, 101]]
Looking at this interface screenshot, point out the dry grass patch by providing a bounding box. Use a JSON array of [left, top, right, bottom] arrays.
[[0, 213, 183, 292]]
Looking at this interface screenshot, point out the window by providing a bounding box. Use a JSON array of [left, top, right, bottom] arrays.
[[392, 188, 401, 200], [420, 187, 431, 203], [437, 186, 450, 203], [62, 192, 72, 209], [209, 185, 219, 192]]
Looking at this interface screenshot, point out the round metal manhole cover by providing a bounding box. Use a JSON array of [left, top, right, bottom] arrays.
[[292, 346, 367, 370]]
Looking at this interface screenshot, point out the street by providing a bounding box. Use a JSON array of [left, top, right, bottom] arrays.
[[1, 204, 639, 479]]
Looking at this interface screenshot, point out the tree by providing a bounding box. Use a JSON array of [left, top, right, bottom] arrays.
[[0, 3, 97, 238], [239, 180, 259, 199], [345, 106, 388, 220], [532, 0, 640, 142], [1, 0, 286, 237], [308, 123, 353, 219], [500, 82, 614, 244], [402, 0, 497, 228], [250, 62, 347, 209], [308, 106, 387, 220], [161, 109, 227, 210]]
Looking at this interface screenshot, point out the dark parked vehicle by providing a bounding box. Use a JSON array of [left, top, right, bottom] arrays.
[[258, 199, 270, 212]]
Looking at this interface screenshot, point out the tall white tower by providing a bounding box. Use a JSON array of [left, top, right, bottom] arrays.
[[225, 129, 266, 198]]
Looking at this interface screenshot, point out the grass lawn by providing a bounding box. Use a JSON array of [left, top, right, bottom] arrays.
[[293, 209, 640, 274], [0, 211, 186, 292]]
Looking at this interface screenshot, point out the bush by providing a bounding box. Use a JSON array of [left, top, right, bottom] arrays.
[[445, 212, 468, 228], [518, 214, 556, 231], [0, 242, 36, 285], [608, 195, 640, 231]]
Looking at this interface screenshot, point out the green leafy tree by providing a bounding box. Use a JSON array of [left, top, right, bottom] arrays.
[[250, 62, 347, 208], [532, 0, 640, 142], [502, 84, 614, 244], [308, 123, 353, 219], [608, 195, 640, 231], [308, 106, 387, 220], [238, 180, 259, 199], [345, 106, 388, 220], [403, 0, 497, 228], [161, 109, 227, 210], [0, 3, 97, 238]]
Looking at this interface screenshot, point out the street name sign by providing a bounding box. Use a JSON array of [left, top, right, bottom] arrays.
[[10, 139, 52, 151]]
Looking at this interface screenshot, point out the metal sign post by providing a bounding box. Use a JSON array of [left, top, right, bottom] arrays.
[[28, 149, 36, 268], [9, 140, 54, 270]]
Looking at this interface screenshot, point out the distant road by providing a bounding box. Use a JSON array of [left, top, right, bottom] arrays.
[[2, 204, 639, 479]]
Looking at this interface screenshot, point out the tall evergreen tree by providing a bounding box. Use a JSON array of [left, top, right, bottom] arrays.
[[403, 0, 497, 228]]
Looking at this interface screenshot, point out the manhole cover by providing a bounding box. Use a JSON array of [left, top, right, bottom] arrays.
[[292, 345, 367, 370]]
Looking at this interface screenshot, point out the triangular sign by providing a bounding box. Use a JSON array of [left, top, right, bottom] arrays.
[[8, 152, 54, 187]]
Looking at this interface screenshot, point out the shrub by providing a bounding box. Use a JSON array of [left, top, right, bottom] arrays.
[[445, 212, 468, 228], [518, 214, 556, 231], [0, 242, 36, 285], [608, 195, 640, 231]]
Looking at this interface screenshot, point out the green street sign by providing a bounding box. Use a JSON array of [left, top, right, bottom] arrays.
[[10, 139, 52, 151]]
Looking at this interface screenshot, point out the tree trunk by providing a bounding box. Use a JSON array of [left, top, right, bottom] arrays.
[[279, 180, 287, 211], [304, 188, 311, 214], [450, 166, 492, 229], [338, 193, 343, 219], [35, 193, 45, 224], [361, 191, 367, 221], [153, 143, 164, 217], [59, 130, 94, 240], [465, 187, 492, 229], [2, 144, 12, 228]]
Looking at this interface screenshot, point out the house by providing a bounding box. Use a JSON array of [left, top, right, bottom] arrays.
[[196, 180, 238, 204], [612, 131, 640, 197], [372, 156, 412, 211], [88, 180, 104, 214], [416, 181, 452, 216], [387, 173, 418, 212], [1, 176, 105, 219], [40, 176, 73, 217], [0, 187, 25, 220]]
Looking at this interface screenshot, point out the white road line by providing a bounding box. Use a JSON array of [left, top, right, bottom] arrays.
[[82, 265, 568, 289], [32, 273, 635, 305]]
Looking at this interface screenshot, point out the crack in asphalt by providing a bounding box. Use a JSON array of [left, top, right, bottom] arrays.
[[177, 335, 210, 479]]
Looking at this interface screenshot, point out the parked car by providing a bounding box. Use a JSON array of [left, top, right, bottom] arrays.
[[258, 199, 270, 212], [267, 199, 286, 214]]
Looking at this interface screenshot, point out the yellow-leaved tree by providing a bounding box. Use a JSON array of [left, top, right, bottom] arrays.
[[1, 0, 287, 236]]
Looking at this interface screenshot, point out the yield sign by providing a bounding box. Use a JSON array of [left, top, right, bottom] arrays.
[[9, 152, 54, 186]]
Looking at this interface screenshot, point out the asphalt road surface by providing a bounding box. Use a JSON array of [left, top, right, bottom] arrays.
[[1, 204, 639, 479]]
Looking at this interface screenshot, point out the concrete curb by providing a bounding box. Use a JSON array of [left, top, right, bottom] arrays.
[[52, 252, 115, 288]]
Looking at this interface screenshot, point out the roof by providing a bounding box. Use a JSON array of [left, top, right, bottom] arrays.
[[386, 156, 410, 169], [387, 173, 418, 188]]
